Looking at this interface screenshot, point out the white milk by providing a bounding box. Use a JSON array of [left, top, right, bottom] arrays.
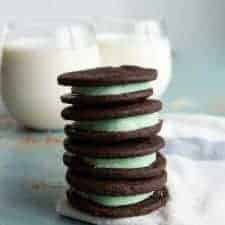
[[1, 38, 100, 130], [97, 34, 172, 97]]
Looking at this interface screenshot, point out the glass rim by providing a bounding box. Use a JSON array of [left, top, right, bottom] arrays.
[[91, 17, 167, 38], [5, 17, 95, 31], [90, 16, 165, 26], [3, 18, 99, 50], [5, 16, 165, 26]]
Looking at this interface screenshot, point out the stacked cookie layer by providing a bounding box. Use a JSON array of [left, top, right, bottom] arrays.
[[58, 66, 168, 218]]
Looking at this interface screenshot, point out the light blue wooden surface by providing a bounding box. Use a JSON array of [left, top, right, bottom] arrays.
[[0, 116, 88, 225]]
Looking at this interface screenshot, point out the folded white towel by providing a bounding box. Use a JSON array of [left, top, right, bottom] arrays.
[[57, 114, 225, 225]]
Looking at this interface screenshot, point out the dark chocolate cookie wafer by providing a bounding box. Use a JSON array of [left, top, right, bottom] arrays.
[[62, 99, 161, 121], [66, 187, 168, 218], [66, 170, 167, 196], [64, 120, 162, 143], [58, 66, 157, 86], [61, 89, 153, 105], [63, 152, 166, 180], [64, 136, 164, 158]]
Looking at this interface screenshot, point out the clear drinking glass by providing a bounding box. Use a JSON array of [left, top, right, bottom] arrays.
[[93, 17, 172, 97], [1, 20, 100, 130]]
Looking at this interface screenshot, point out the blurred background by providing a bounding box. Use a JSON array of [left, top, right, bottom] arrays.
[[0, 0, 224, 51], [1, 0, 225, 118], [0, 2, 224, 223]]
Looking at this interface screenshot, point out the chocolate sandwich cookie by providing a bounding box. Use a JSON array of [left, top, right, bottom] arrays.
[[63, 99, 162, 143], [64, 135, 164, 158], [63, 152, 166, 180], [58, 66, 156, 105], [63, 136, 165, 179], [65, 171, 167, 217], [66, 170, 167, 195], [67, 187, 168, 218]]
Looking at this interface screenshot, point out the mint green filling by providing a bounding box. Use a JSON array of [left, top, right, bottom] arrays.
[[84, 153, 156, 169], [77, 113, 159, 132], [77, 191, 154, 207], [72, 81, 151, 96]]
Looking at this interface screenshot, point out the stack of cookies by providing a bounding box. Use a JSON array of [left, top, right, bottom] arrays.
[[58, 66, 168, 219]]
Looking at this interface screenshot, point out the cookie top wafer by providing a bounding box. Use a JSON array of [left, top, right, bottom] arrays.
[[58, 66, 157, 86]]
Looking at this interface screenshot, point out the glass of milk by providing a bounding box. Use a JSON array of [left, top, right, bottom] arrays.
[[94, 18, 172, 97], [1, 20, 100, 130]]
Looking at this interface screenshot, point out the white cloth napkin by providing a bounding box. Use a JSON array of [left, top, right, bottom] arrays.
[[57, 114, 225, 225]]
